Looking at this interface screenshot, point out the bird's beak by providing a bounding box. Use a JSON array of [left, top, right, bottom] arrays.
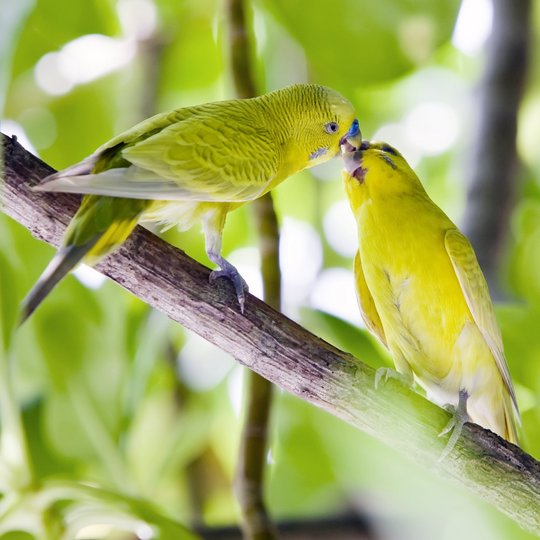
[[340, 119, 362, 153], [342, 139, 368, 181]]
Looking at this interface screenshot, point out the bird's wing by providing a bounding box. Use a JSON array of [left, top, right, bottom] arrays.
[[444, 229, 519, 418], [36, 107, 282, 203], [354, 252, 388, 347], [34, 167, 271, 202], [124, 112, 281, 200]]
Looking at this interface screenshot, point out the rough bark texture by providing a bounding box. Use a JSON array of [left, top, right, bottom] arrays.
[[2, 133, 540, 534], [462, 0, 531, 297]]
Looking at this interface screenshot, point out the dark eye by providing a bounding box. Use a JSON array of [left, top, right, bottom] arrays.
[[381, 144, 397, 156], [324, 122, 339, 134]]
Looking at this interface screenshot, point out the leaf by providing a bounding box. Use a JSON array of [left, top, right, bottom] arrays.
[[269, 393, 340, 516], [259, 0, 460, 90], [0, 0, 34, 111], [32, 301, 90, 390], [157, 0, 224, 101], [300, 307, 389, 369], [9, 0, 119, 78], [0, 532, 34, 540], [0, 479, 201, 539], [0, 251, 22, 353]]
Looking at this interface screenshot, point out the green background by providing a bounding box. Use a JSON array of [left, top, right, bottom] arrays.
[[1, 0, 540, 538]]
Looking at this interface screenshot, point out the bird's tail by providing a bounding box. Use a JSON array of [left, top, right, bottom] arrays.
[[503, 390, 520, 446], [20, 195, 146, 323], [20, 242, 98, 323]]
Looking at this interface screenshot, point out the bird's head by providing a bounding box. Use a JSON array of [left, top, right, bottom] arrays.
[[341, 140, 415, 183], [285, 85, 361, 168], [341, 140, 423, 203]]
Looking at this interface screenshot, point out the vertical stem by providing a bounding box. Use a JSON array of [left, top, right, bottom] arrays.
[[235, 370, 276, 540], [225, 0, 278, 538], [225, 0, 257, 99], [461, 0, 531, 298], [138, 34, 168, 119], [135, 26, 216, 526]]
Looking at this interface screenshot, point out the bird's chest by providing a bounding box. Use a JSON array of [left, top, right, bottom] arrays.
[[357, 199, 470, 362], [358, 198, 448, 284]]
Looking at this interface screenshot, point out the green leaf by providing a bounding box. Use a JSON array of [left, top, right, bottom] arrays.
[[0, 479, 201, 539], [0, 0, 34, 112], [259, 0, 460, 90], [156, 0, 223, 107], [9, 0, 119, 79], [0, 251, 22, 353], [0, 533, 34, 540], [300, 308, 389, 369], [269, 394, 340, 517], [32, 302, 90, 390]]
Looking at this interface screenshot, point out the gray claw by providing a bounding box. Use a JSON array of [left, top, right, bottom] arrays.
[[438, 389, 469, 461], [374, 367, 411, 390], [209, 264, 249, 313]]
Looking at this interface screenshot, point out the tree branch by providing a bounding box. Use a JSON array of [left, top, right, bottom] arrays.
[[2, 133, 540, 534]]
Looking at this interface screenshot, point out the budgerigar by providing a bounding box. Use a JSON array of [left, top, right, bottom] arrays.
[[21, 84, 361, 320], [341, 140, 519, 451]]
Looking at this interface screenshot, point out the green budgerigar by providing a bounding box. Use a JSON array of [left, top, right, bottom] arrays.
[[22, 84, 360, 319]]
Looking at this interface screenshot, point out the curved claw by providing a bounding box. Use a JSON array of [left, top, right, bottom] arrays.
[[438, 390, 469, 461], [374, 367, 411, 390], [208, 256, 249, 313], [209, 267, 249, 313]]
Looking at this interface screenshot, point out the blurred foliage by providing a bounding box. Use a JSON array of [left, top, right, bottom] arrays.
[[1, 0, 540, 538]]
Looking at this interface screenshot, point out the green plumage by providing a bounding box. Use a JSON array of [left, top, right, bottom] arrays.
[[65, 196, 147, 252], [21, 84, 359, 320]]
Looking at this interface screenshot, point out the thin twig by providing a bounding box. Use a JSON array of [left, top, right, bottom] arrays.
[[2, 134, 540, 535], [225, 0, 277, 537]]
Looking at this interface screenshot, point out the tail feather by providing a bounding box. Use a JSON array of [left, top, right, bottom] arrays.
[[84, 216, 141, 263], [504, 392, 520, 445], [20, 241, 98, 324], [34, 155, 98, 189], [21, 193, 148, 323]]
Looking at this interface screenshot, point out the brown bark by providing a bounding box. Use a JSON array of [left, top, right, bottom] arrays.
[[2, 133, 540, 534]]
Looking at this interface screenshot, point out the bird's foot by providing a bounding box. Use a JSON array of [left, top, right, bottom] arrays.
[[438, 389, 469, 461], [374, 367, 411, 390], [209, 258, 249, 313]]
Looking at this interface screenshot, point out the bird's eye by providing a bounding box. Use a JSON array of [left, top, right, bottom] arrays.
[[324, 122, 339, 134]]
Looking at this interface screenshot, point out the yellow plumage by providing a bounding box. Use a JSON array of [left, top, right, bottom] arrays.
[[342, 140, 519, 444], [21, 84, 360, 320]]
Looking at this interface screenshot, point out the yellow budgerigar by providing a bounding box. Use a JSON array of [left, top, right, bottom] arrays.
[[21, 84, 361, 320], [340, 139, 520, 448]]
